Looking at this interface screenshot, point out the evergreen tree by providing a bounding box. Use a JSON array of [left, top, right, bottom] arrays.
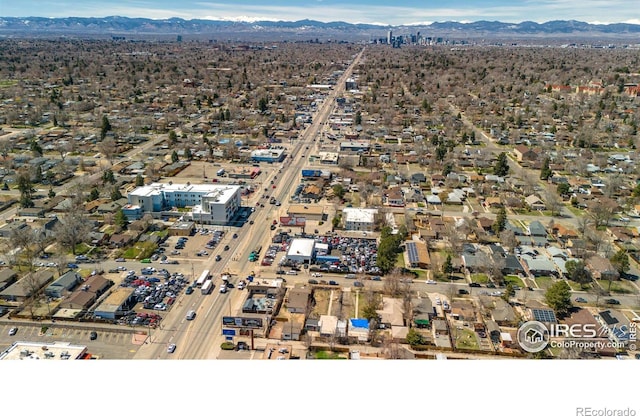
[[493, 152, 510, 176], [492, 206, 507, 234], [115, 209, 129, 230], [544, 281, 572, 317], [100, 115, 111, 140], [540, 157, 552, 180]]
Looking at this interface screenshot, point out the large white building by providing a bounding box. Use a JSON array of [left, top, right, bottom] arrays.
[[285, 238, 316, 264], [127, 182, 242, 225], [342, 208, 378, 231]]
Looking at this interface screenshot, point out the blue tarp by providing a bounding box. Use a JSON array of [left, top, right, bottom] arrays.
[[350, 318, 369, 329]]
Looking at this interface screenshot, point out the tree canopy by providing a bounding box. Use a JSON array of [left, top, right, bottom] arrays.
[[544, 280, 572, 317]]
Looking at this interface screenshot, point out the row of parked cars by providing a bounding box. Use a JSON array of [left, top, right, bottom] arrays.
[[118, 269, 190, 316]]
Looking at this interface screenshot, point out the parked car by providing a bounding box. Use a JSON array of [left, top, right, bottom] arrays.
[[185, 286, 194, 295], [354, 281, 364, 287], [308, 279, 318, 284], [8, 327, 18, 336], [606, 298, 620, 305], [458, 289, 469, 295], [328, 280, 339, 286], [574, 297, 587, 303], [90, 331, 98, 340]]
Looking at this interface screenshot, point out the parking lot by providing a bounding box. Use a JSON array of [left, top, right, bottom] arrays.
[[0, 323, 141, 359]]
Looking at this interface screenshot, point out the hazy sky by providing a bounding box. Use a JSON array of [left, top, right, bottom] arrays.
[[2, 0, 639, 25]]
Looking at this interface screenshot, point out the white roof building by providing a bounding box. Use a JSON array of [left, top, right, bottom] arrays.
[[286, 238, 316, 264], [127, 182, 242, 225], [343, 208, 378, 231]]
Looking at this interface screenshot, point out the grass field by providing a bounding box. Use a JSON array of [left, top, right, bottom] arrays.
[[504, 275, 525, 287], [470, 273, 489, 284], [454, 328, 479, 350], [533, 276, 554, 290]]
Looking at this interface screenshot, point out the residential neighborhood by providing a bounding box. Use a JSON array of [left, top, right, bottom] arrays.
[[1, 27, 640, 363]]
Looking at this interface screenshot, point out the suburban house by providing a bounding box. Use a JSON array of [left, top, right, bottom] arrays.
[[585, 255, 620, 281], [0, 269, 18, 292], [491, 298, 517, 326], [44, 270, 83, 298], [285, 287, 312, 314], [0, 270, 54, 302], [525, 195, 546, 211], [513, 145, 540, 162]]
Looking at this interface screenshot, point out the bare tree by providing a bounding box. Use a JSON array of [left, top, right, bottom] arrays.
[[544, 191, 564, 217], [10, 225, 36, 271], [53, 195, 92, 255], [499, 229, 518, 254]]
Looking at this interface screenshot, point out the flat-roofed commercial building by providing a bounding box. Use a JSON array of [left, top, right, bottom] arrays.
[[343, 208, 378, 231], [127, 182, 241, 225]]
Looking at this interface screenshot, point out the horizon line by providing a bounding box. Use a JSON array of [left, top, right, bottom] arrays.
[[1, 15, 638, 27]]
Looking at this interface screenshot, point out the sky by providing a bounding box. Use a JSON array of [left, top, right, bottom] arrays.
[[2, 0, 639, 26]]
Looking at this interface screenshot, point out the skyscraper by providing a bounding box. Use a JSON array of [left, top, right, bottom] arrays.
[[387, 29, 392, 45]]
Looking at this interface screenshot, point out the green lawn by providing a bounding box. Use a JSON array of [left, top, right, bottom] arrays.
[[454, 328, 480, 350], [470, 273, 489, 284], [314, 350, 348, 359], [566, 280, 592, 291], [504, 275, 525, 288], [396, 252, 405, 268], [601, 279, 638, 295], [567, 206, 585, 217], [533, 276, 554, 290]]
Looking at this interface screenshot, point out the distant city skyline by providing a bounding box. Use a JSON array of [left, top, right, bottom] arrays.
[[2, 0, 639, 26]]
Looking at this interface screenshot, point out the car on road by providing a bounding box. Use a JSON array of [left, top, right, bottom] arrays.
[[371, 276, 382, 281], [574, 297, 587, 303], [249, 220, 254, 225], [219, 284, 228, 293], [90, 331, 98, 340], [605, 298, 620, 305], [311, 272, 322, 277], [67, 263, 79, 269], [167, 343, 176, 353], [8, 327, 18, 336], [458, 289, 469, 295], [224, 245, 230, 251], [185, 286, 194, 295], [486, 283, 497, 289], [140, 258, 151, 263], [328, 280, 339, 286], [232, 233, 238, 239], [286, 270, 298, 275], [469, 283, 481, 288], [237, 281, 246, 290], [426, 279, 437, 285], [308, 279, 318, 284], [215, 255, 222, 262], [354, 281, 364, 287], [186, 310, 196, 320]]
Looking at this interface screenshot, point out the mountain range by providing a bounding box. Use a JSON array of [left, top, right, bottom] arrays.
[[1, 16, 639, 40]]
